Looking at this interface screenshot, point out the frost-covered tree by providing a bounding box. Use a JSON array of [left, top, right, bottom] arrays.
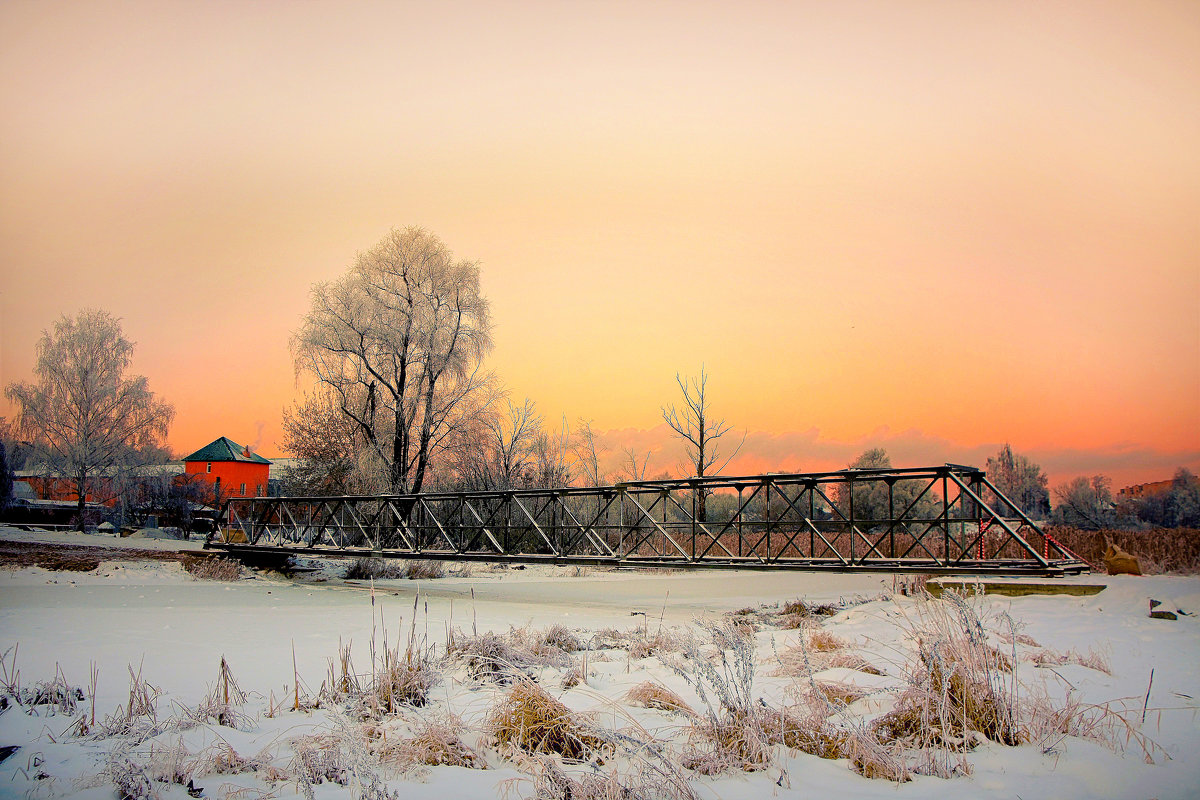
[[1135, 468, 1200, 528], [984, 444, 1050, 518], [5, 309, 175, 530], [293, 227, 494, 495], [832, 448, 934, 529], [1052, 474, 1119, 530]]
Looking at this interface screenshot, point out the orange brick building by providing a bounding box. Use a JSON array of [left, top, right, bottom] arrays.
[[182, 437, 271, 499]]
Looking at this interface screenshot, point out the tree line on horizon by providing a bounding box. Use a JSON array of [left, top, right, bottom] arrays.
[[2, 227, 1197, 532]]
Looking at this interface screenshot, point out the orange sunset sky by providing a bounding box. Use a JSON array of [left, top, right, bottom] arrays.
[[1, 1, 1197, 489]]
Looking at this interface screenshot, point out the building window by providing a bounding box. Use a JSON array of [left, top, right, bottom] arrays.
[[240, 482, 247, 496], [206, 462, 212, 473]]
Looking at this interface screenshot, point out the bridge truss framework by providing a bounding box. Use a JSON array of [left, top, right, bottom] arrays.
[[207, 464, 1088, 576]]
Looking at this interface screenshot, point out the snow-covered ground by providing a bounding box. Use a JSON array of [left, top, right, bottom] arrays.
[[1, 526, 1198, 800]]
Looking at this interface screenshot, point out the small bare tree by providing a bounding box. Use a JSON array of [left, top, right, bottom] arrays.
[[280, 390, 364, 494], [661, 367, 744, 521], [531, 416, 573, 488], [573, 419, 606, 488], [616, 445, 653, 482], [486, 398, 541, 489], [5, 310, 175, 530]]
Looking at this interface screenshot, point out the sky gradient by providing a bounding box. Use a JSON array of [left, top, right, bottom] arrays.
[[1, 0, 1197, 489]]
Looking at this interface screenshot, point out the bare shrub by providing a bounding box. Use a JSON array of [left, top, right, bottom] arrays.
[[289, 733, 349, 789], [624, 682, 695, 716], [487, 680, 608, 760], [103, 747, 159, 800], [182, 556, 243, 581], [447, 626, 571, 683], [401, 560, 445, 580], [667, 620, 791, 774], [344, 558, 405, 580]]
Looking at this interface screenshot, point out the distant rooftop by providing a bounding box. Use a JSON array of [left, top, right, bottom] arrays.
[[181, 436, 271, 465]]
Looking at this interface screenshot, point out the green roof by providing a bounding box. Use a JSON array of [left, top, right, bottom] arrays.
[[181, 436, 271, 464]]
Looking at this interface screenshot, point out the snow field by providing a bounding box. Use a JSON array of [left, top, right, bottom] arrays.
[[1, 534, 1198, 800]]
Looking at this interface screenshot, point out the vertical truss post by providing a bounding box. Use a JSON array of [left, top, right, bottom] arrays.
[[848, 475, 855, 563], [736, 486, 743, 558], [808, 482, 815, 558], [691, 482, 697, 560], [887, 479, 895, 560], [764, 479, 771, 559], [942, 472, 949, 562]]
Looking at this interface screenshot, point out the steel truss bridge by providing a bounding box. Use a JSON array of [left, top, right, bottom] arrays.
[[208, 465, 1088, 576]]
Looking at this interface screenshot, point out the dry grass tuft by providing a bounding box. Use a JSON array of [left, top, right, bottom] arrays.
[[289, 733, 349, 788], [624, 682, 695, 716], [807, 630, 847, 652], [868, 594, 1021, 777], [183, 656, 253, 730], [181, 556, 243, 581], [345, 558, 446, 580], [322, 617, 438, 716], [781, 599, 840, 617], [810, 681, 869, 707], [997, 629, 1041, 648], [487, 680, 608, 761], [594, 626, 682, 660], [1031, 646, 1112, 674], [448, 630, 536, 683], [538, 624, 583, 654], [512, 752, 696, 800], [92, 664, 162, 741], [375, 715, 485, 770], [772, 641, 884, 678]]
